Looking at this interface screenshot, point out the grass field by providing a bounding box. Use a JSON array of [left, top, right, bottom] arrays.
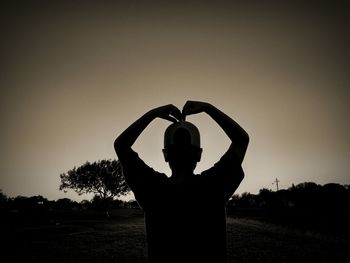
[[1, 209, 349, 263]]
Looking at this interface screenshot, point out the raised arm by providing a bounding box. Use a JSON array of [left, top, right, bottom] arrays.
[[114, 104, 182, 155], [182, 101, 249, 163]]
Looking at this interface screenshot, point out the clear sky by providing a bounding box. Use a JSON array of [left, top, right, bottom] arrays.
[[1, 1, 349, 201]]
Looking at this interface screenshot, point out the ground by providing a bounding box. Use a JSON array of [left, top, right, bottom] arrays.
[[1, 209, 349, 262]]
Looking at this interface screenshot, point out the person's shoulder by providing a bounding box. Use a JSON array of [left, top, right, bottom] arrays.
[[200, 149, 243, 177], [146, 170, 170, 185], [155, 171, 169, 181]]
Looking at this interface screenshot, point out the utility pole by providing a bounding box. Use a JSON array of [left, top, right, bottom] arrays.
[[272, 178, 280, 191]]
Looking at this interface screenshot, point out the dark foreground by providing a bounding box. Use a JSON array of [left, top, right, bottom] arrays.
[[1, 209, 349, 263]]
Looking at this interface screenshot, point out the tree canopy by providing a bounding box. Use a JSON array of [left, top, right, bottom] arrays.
[[59, 159, 130, 200]]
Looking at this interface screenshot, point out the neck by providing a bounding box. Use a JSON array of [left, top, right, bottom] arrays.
[[170, 170, 194, 184]]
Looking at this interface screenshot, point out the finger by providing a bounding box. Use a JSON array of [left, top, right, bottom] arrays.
[[161, 114, 178, 123], [182, 102, 190, 114], [182, 103, 195, 116], [169, 107, 183, 120], [165, 105, 181, 120], [179, 112, 185, 121]]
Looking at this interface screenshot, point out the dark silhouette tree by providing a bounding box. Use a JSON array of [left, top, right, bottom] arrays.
[[0, 190, 8, 211], [59, 159, 130, 202], [0, 190, 7, 202], [54, 198, 78, 210]]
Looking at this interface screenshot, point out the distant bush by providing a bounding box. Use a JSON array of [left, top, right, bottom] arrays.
[[226, 183, 350, 236]]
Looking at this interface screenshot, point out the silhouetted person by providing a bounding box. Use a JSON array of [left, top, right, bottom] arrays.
[[114, 101, 249, 263]]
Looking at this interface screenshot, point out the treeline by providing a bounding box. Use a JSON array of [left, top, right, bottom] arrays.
[[1, 182, 350, 236], [226, 182, 350, 236], [228, 182, 349, 209], [0, 191, 139, 225], [0, 192, 139, 212]]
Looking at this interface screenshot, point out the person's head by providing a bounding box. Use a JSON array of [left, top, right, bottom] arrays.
[[162, 121, 202, 174]]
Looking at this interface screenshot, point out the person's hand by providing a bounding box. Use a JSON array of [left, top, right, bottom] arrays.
[[151, 104, 183, 122], [182, 101, 210, 118]]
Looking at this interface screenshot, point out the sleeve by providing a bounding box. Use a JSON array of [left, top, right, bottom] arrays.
[[201, 147, 245, 203], [116, 147, 159, 209]]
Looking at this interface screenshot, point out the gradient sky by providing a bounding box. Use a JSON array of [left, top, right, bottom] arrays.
[[1, 1, 349, 201]]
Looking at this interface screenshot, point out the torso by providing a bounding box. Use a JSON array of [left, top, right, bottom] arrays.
[[141, 173, 227, 263]]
